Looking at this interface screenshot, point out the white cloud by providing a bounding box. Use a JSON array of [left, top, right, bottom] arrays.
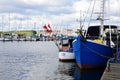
[[0, 0, 120, 31], [27, 0, 79, 7], [23, 0, 66, 6]]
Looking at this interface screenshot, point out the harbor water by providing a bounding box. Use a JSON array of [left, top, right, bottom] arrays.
[[0, 41, 105, 80]]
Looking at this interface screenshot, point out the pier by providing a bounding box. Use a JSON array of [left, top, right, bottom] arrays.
[[101, 62, 120, 80]]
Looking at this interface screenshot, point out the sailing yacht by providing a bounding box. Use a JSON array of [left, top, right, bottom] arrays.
[[73, 0, 117, 69]]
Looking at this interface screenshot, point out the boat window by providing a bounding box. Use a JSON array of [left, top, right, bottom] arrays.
[[86, 26, 99, 39], [104, 29, 118, 34]]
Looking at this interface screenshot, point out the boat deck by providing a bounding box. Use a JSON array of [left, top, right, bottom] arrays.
[[101, 62, 120, 80]]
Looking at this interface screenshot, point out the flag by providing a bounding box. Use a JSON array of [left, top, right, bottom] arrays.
[[43, 24, 52, 33], [43, 24, 47, 29], [47, 24, 52, 33]]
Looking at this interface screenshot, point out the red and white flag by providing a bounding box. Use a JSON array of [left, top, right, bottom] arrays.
[[43, 24, 52, 33], [47, 24, 52, 33]]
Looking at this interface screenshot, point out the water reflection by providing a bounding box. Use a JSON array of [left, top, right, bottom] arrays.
[[74, 67, 105, 80], [56, 62, 76, 80], [57, 62, 105, 80]]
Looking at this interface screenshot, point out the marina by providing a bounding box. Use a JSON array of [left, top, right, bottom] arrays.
[[0, 0, 120, 80]]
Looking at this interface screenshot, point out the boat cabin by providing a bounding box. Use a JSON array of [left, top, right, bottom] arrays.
[[86, 25, 117, 39], [60, 36, 75, 51], [86, 25, 120, 47]]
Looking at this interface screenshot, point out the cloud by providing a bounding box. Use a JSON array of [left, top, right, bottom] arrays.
[[0, 0, 120, 31], [0, 0, 75, 15], [0, 0, 79, 31]]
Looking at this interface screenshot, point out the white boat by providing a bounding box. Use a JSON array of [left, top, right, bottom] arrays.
[[58, 36, 75, 62], [0, 37, 4, 41], [3, 34, 12, 41], [59, 51, 75, 62]]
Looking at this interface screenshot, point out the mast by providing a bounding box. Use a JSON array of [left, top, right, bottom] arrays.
[[34, 22, 36, 31], [80, 10, 82, 30], [100, 0, 105, 40], [9, 12, 11, 32], [100, 0, 113, 47], [2, 15, 4, 33]]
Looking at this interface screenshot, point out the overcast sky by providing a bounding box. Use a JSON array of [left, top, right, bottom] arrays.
[[0, 0, 120, 31]]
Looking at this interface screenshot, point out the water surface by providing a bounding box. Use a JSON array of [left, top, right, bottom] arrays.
[[0, 41, 104, 80]]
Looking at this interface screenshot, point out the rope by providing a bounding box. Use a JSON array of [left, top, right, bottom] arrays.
[[84, 0, 97, 38], [81, 0, 93, 29], [87, 0, 97, 27], [81, 41, 113, 59]]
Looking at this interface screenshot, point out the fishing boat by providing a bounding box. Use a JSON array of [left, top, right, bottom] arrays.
[[58, 36, 75, 62], [73, 0, 117, 69]]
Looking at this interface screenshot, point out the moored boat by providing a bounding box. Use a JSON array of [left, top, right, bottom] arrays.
[[72, 0, 117, 69], [58, 36, 75, 62], [59, 49, 75, 62], [73, 31, 114, 68]]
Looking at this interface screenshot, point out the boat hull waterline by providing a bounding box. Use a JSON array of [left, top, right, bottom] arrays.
[[73, 36, 114, 69]]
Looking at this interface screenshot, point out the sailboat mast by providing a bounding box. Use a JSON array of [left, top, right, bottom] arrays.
[[9, 12, 11, 32], [2, 15, 4, 33]]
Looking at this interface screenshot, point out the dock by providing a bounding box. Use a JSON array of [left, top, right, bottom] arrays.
[[101, 62, 120, 80]]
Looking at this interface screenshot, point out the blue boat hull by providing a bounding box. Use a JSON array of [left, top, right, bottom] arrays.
[[73, 36, 114, 69]]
